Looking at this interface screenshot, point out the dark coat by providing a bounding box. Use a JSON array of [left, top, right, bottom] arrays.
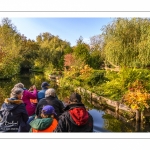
[[53, 103, 93, 132], [35, 96, 65, 119], [0, 98, 29, 132]]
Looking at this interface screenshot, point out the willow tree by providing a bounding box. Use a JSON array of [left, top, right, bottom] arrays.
[[102, 18, 150, 68], [0, 18, 22, 78]]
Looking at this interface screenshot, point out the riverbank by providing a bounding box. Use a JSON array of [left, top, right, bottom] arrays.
[[75, 87, 150, 124]]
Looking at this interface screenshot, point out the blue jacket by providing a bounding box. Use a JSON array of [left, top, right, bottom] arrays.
[[37, 88, 48, 102]]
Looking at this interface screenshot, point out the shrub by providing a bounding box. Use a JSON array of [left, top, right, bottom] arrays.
[[123, 80, 150, 111]]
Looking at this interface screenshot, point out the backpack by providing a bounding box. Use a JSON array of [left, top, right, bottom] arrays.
[[0, 104, 20, 132], [0, 107, 13, 131]]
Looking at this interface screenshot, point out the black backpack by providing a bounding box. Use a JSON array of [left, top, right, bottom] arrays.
[[0, 104, 20, 132]]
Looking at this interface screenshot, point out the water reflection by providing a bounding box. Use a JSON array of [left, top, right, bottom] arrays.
[[88, 109, 110, 132]]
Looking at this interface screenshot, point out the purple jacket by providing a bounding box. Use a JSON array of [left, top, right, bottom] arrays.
[[22, 89, 38, 116]]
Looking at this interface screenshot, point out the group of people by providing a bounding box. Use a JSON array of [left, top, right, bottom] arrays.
[[0, 82, 93, 132]]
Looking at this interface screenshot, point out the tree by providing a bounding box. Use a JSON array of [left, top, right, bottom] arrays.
[[74, 36, 90, 64], [35, 32, 72, 71], [102, 18, 150, 68], [64, 54, 75, 70], [20, 38, 39, 69], [89, 35, 104, 69], [0, 18, 22, 78]]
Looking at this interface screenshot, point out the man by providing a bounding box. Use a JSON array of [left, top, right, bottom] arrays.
[[54, 92, 93, 132], [35, 88, 65, 120], [37, 82, 50, 102]]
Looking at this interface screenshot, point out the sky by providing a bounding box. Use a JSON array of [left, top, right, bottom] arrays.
[[1, 17, 114, 47]]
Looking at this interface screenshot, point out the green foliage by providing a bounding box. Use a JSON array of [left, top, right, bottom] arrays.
[[0, 18, 22, 78], [102, 18, 150, 68], [73, 36, 90, 64], [99, 68, 150, 101], [35, 32, 71, 71], [101, 79, 124, 100], [85, 70, 106, 86], [88, 50, 104, 69], [20, 39, 39, 69], [102, 114, 134, 132]]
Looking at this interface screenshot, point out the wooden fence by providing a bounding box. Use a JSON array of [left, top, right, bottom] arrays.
[[76, 87, 150, 123]]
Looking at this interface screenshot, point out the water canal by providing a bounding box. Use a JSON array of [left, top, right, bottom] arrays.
[[0, 73, 150, 132]]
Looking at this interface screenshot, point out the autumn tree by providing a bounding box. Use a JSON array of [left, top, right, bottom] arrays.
[[0, 18, 22, 78]]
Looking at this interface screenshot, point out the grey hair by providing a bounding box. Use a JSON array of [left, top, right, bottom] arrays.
[[14, 83, 24, 89], [45, 88, 56, 97], [10, 87, 23, 98]]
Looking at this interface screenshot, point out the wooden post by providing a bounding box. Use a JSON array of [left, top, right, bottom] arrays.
[[115, 111, 119, 119], [141, 111, 144, 123], [140, 111, 144, 130], [135, 120, 140, 132], [136, 109, 141, 122], [115, 101, 119, 113]]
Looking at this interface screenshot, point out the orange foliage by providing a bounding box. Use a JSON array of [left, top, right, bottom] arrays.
[[64, 54, 75, 67], [123, 80, 150, 111]]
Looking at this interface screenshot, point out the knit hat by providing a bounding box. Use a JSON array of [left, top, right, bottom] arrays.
[[42, 105, 57, 115]]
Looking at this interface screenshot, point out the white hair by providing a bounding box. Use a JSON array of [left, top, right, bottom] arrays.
[[45, 88, 56, 97]]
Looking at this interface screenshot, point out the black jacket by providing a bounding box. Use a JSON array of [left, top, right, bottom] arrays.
[[0, 98, 29, 132], [35, 96, 65, 119], [54, 103, 93, 132]]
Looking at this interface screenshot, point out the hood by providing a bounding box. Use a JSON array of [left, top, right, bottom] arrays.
[[64, 103, 85, 111], [1, 98, 23, 111], [69, 107, 89, 126], [29, 118, 53, 130], [5, 98, 23, 105]]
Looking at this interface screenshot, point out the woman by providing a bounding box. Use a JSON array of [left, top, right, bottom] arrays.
[[29, 105, 58, 132], [0, 87, 29, 132], [14, 83, 38, 116]]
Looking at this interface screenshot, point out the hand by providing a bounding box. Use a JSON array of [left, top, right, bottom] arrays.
[[28, 86, 33, 91], [32, 85, 36, 89]]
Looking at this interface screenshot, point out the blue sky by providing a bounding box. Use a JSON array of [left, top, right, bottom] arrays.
[[2, 17, 114, 46]]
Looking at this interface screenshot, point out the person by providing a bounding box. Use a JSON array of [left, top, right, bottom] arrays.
[[54, 92, 93, 132], [14, 83, 38, 116], [29, 105, 58, 132], [0, 87, 29, 132], [35, 88, 65, 120], [37, 82, 50, 102]]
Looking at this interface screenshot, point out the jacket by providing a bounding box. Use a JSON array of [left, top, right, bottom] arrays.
[[37, 88, 48, 102], [30, 118, 58, 132], [54, 103, 93, 132], [22, 89, 38, 116], [35, 96, 65, 119], [0, 98, 29, 132], [37, 88, 58, 102]]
